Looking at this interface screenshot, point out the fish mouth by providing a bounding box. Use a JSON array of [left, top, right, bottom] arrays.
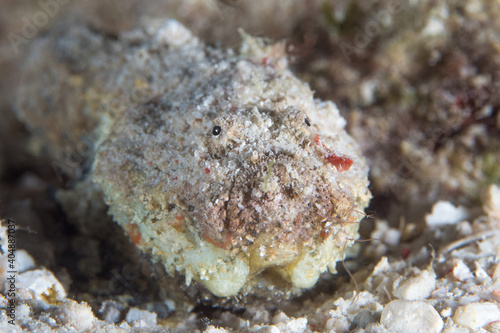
[[190, 152, 355, 256], [187, 153, 361, 293]]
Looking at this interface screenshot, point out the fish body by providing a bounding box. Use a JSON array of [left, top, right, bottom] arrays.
[[16, 19, 371, 298]]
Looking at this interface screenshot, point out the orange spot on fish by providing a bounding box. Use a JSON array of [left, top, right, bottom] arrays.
[[173, 222, 183, 232], [203, 233, 231, 250], [128, 224, 141, 245], [172, 215, 185, 232], [326, 154, 353, 172], [319, 229, 330, 240], [315, 135, 353, 172], [205, 167, 210, 174]]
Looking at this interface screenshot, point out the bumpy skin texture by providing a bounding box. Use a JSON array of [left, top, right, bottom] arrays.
[[16, 19, 371, 298]]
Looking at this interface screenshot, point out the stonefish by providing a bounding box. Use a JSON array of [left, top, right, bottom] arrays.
[[16, 19, 371, 298]]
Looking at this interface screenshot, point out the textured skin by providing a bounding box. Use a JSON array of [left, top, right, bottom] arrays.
[[16, 19, 371, 298]]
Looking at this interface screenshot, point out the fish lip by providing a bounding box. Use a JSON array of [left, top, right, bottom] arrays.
[[192, 158, 344, 252]]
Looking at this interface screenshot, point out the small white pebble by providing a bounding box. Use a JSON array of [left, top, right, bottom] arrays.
[[452, 260, 473, 281], [126, 307, 157, 326], [325, 317, 350, 332], [250, 326, 280, 333], [425, 201, 468, 227], [16, 303, 31, 322], [422, 18, 446, 36], [381, 300, 443, 333], [280, 317, 307, 332], [56, 300, 95, 331], [99, 300, 123, 323], [440, 307, 452, 317], [118, 321, 132, 331], [442, 328, 469, 333], [456, 221, 473, 236], [372, 257, 390, 275], [164, 299, 176, 312], [393, 269, 436, 300], [271, 312, 288, 324], [360, 80, 377, 105], [483, 184, 500, 221], [155, 20, 194, 47], [204, 326, 230, 333], [16, 249, 36, 273], [453, 302, 500, 330], [17, 268, 66, 304], [474, 262, 490, 280], [382, 228, 401, 247]]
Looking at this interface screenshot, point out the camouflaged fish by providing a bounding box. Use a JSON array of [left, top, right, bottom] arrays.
[[16, 19, 371, 298]]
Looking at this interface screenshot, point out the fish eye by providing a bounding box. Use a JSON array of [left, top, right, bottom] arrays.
[[304, 118, 311, 127], [212, 125, 222, 136]]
